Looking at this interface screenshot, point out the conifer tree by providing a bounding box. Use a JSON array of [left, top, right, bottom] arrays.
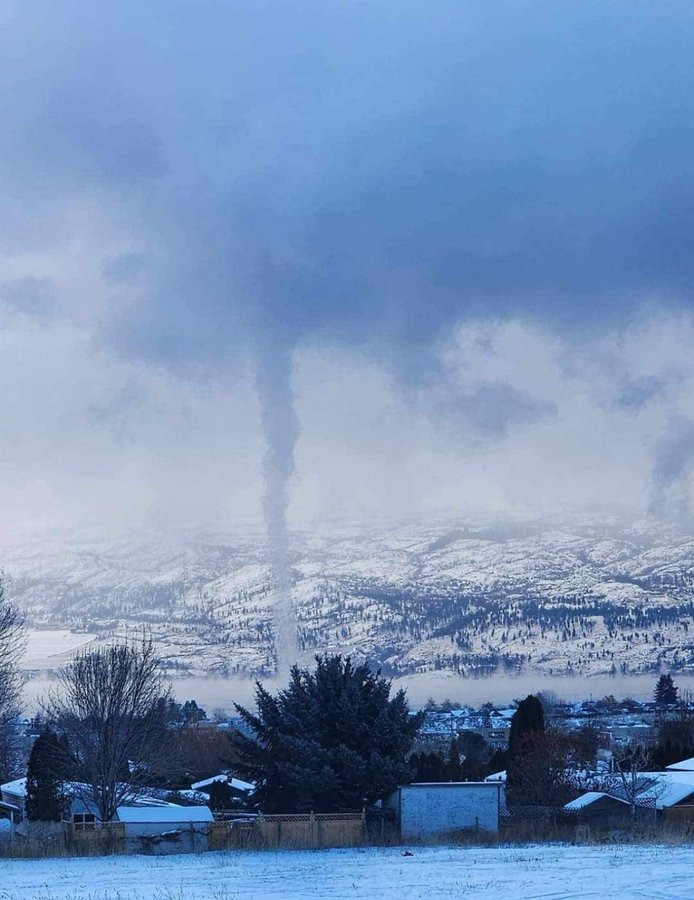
[[505, 694, 545, 806], [25, 730, 65, 822], [207, 779, 233, 810], [654, 673, 678, 705], [235, 655, 424, 812]]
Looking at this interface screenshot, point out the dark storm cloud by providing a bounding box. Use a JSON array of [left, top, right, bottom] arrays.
[[431, 382, 556, 438], [2, 0, 694, 365]]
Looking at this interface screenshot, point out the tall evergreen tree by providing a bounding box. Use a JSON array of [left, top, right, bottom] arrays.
[[654, 674, 678, 705], [409, 751, 448, 782], [235, 655, 424, 812], [25, 730, 66, 822], [506, 694, 545, 806]]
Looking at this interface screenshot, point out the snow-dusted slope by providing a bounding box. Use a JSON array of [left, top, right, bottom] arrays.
[[2, 515, 694, 680]]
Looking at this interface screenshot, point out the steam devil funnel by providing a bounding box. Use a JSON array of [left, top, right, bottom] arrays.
[[256, 339, 299, 677]]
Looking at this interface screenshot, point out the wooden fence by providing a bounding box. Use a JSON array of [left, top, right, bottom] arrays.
[[663, 805, 694, 828], [66, 821, 126, 855], [209, 811, 366, 851], [4, 810, 381, 857]]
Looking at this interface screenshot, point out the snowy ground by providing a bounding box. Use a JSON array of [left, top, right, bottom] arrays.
[[0, 844, 690, 899]]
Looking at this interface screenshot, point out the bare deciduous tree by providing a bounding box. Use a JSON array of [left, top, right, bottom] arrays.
[[44, 638, 175, 821], [609, 743, 661, 825], [0, 577, 26, 779]]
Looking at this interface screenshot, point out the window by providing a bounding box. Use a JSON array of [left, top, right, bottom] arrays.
[[73, 813, 96, 826]]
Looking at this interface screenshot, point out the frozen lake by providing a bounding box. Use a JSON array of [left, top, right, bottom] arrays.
[[0, 843, 688, 899]]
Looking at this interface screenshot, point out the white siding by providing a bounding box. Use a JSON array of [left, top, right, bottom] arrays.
[[398, 783, 499, 837]]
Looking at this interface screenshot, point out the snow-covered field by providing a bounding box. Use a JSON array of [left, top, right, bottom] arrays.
[[0, 844, 689, 899]]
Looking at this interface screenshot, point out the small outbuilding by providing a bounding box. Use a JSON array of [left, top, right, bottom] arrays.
[[387, 782, 501, 838], [564, 792, 633, 826], [115, 805, 214, 854]]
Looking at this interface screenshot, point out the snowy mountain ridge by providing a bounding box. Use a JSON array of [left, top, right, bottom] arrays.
[[3, 514, 694, 681]]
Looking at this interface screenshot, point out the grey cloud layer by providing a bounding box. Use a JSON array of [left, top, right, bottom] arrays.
[[0, 308, 692, 534], [2, 1, 694, 531], [2, 1, 694, 361]]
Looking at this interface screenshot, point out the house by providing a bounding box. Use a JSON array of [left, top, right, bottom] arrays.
[[414, 708, 512, 754], [566, 770, 694, 827], [1, 778, 27, 819], [0, 777, 182, 824], [115, 805, 213, 854], [386, 782, 502, 838]]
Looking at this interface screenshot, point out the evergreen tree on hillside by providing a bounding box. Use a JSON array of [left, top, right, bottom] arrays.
[[506, 694, 545, 807], [235, 655, 424, 812], [25, 730, 66, 821], [654, 674, 678, 706]]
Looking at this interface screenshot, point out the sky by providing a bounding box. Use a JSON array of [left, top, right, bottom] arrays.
[[1, 0, 694, 538]]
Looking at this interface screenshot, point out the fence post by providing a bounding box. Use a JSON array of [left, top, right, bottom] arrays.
[[309, 810, 316, 848]]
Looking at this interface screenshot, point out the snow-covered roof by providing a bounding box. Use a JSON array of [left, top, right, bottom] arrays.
[[666, 757, 694, 771], [0, 778, 26, 796], [190, 774, 254, 793], [636, 772, 694, 809], [594, 770, 694, 810], [564, 792, 629, 811], [1, 778, 179, 808], [130, 797, 181, 809], [116, 805, 213, 824], [484, 771, 506, 782], [174, 790, 210, 803]]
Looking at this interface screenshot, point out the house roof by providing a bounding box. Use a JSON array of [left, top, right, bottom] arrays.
[[1, 778, 179, 808], [0, 778, 26, 796], [190, 774, 254, 793], [597, 770, 694, 809], [564, 792, 629, 811], [116, 805, 213, 824], [666, 756, 694, 771], [403, 781, 501, 789], [484, 770, 506, 783], [636, 772, 694, 809], [174, 789, 210, 803]]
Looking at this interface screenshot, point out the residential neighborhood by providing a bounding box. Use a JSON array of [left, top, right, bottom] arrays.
[[0, 654, 693, 857]]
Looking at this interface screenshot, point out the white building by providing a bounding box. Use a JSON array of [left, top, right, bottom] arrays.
[[387, 782, 502, 838], [115, 805, 214, 854]]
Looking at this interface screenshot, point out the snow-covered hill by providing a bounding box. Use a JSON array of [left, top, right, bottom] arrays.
[[2, 514, 694, 680]]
